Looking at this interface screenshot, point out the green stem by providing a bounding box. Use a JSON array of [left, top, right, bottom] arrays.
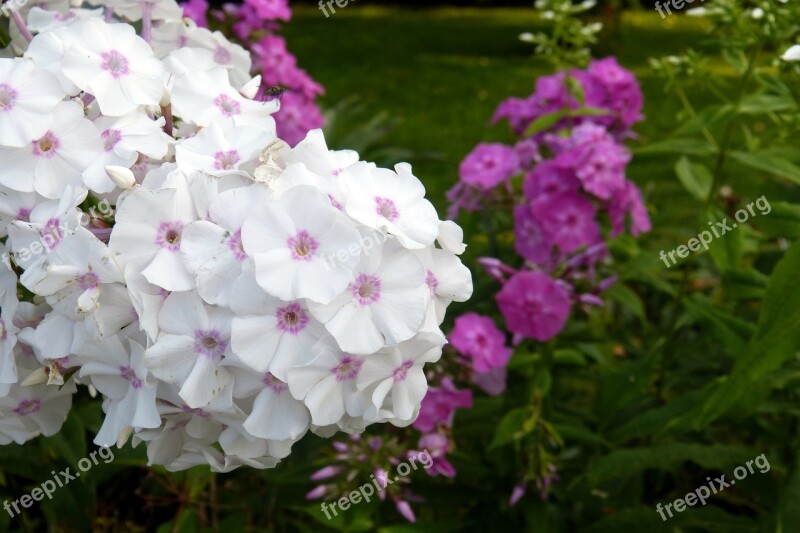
[[706, 42, 762, 207]]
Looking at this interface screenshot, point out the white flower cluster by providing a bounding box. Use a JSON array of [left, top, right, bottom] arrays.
[[0, 0, 472, 470]]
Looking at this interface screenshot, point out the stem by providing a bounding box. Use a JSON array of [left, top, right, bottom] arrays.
[[140, 1, 153, 43], [10, 10, 33, 42], [675, 84, 717, 149], [706, 43, 762, 207]]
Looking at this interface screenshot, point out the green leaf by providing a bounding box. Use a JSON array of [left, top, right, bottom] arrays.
[[488, 407, 531, 450], [635, 138, 717, 157], [675, 156, 713, 202], [587, 444, 757, 485], [737, 94, 796, 115], [720, 268, 768, 300], [683, 295, 754, 354], [524, 109, 567, 137], [729, 151, 800, 184], [606, 282, 647, 325], [779, 449, 800, 530], [609, 391, 705, 443], [756, 201, 800, 239], [690, 241, 800, 427]]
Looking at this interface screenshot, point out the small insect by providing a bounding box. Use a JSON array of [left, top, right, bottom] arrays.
[[261, 85, 287, 102]]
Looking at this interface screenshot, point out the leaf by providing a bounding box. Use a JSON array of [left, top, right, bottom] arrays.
[[690, 241, 800, 427], [674, 156, 713, 202], [488, 407, 531, 450], [587, 444, 757, 485], [635, 138, 717, 157], [523, 109, 568, 137], [606, 282, 647, 325], [610, 392, 703, 443], [683, 295, 754, 354], [756, 201, 800, 239], [737, 94, 796, 115], [729, 151, 800, 184], [553, 424, 612, 450], [674, 105, 734, 136], [720, 268, 768, 300]]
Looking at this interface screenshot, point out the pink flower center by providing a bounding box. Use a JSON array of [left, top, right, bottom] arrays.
[[213, 45, 232, 64], [425, 270, 438, 296], [0, 83, 18, 112], [155, 221, 184, 252], [77, 271, 99, 290], [276, 302, 309, 335], [287, 230, 318, 261], [102, 129, 122, 152], [16, 208, 30, 222], [392, 359, 414, 382], [331, 356, 363, 382], [13, 399, 41, 416], [119, 365, 142, 389], [193, 329, 227, 359], [213, 150, 240, 171], [263, 373, 289, 394], [351, 273, 381, 306], [101, 50, 130, 78], [32, 132, 60, 158], [56, 11, 76, 21], [227, 228, 246, 261], [374, 197, 399, 222], [42, 218, 64, 249], [214, 94, 241, 117]]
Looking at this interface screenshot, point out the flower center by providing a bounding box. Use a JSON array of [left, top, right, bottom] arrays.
[[425, 270, 438, 296], [214, 94, 241, 117], [32, 132, 60, 158], [276, 302, 309, 335], [0, 83, 18, 112], [77, 271, 99, 290], [119, 365, 142, 389], [13, 399, 41, 416], [155, 221, 185, 252], [227, 228, 246, 261], [287, 230, 318, 261], [213, 150, 240, 171], [42, 218, 64, 249], [351, 273, 381, 306], [213, 45, 232, 64], [332, 356, 363, 382], [263, 373, 289, 394], [101, 50, 130, 78], [392, 359, 414, 382], [193, 329, 227, 359], [16, 208, 30, 222], [102, 129, 122, 152], [374, 197, 399, 222]]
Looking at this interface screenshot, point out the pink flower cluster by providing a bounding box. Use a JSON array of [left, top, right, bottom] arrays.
[[448, 56, 650, 344], [182, 0, 324, 145], [492, 56, 643, 140]]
